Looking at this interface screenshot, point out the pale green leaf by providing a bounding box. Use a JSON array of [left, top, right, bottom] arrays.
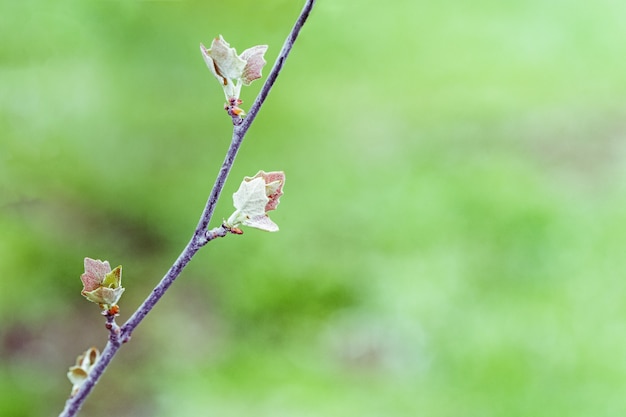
[[232, 177, 269, 217]]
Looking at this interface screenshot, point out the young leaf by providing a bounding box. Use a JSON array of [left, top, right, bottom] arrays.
[[233, 177, 268, 216], [244, 170, 285, 212], [240, 45, 269, 85], [80, 258, 112, 293], [242, 214, 279, 232], [80, 258, 125, 309], [200, 35, 268, 103], [67, 347, 100, 396], [225, 171, 285, 232]]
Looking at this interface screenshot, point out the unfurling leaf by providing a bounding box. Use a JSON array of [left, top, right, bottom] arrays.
[[203, 36, 246, 82], [240, 45, 268, 85], [225, 171, 285, 232], [200, 35, 268, 105], [233, 176, 269, 218], [242, 214, 279, 232], [243, 170, 285, 212], [68, 347, 100, 396], [80, 258, 125, 310]]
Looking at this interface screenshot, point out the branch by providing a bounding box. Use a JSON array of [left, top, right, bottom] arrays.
[[241, 0, 317, 130], [58, 1, 316, 416]]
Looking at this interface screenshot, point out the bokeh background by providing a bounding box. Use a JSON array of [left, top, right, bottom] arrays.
[[2, 0, 626, 415]]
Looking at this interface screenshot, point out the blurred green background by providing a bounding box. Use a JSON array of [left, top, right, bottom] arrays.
[[2, 0, 626, 415]]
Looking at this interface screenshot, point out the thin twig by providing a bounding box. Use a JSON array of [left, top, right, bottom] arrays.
[[58, 1, 315, 416], [241, 0, 317, 130]]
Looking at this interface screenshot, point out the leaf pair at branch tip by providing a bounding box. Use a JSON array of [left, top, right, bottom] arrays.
[[200, 35, 268, 115], [80, 258, 124, 310], [225, 171, 285, 232]]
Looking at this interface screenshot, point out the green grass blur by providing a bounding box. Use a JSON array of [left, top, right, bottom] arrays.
[[2, 0, 626, 415]]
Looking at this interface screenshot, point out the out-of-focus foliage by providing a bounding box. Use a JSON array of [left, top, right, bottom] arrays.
[[2, 0, 626, 416]]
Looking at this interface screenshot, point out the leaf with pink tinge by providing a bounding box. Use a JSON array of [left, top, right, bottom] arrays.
[[226, 171, 285, 232], [244, 171, 285, 212], [240, 45, 268, 85], [80, 259, 124, 308], [80, 258, 111, 293], [243, 214, 279, 232], [200, 35, 268, 102]]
